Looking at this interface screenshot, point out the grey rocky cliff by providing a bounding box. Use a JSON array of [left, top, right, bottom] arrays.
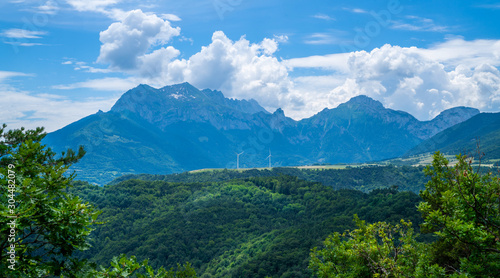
[[111, 82, 270, 131]]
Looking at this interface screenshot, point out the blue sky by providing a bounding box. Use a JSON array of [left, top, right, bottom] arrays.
[[1, 0, 500, 131]]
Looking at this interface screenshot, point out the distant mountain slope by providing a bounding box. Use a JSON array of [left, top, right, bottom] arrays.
[[405, 112, 500, 159], [295, 96, 479, 163], [44, 82, 479, 184]]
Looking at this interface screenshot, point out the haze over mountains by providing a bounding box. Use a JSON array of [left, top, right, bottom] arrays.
[[44, 82, 483, 184]]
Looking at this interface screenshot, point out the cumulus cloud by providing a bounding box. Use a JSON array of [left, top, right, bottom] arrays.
[[96, 14, 293, 112], [97, 9, 181, 71], [159, 32, 293, 111], [93, 11, 500, 121], [328, 44, 500, 120]]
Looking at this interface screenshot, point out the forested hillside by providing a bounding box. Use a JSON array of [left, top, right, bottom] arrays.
[[110, 166, 429, 193], [406, 112, 500, 160], [70, 176, 423, 277]]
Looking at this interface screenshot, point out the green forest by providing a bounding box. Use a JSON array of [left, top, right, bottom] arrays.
[[110, 165, 428, 193], [70, 176, 423, 277], [1, 125, 500, 277]]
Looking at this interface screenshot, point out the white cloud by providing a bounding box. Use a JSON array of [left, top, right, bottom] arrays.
[[52, 77, 138, 91], [97, 9, 181, 71], [158, 32, 293, 111], [1, 28, 48, 39], [93, 10, 500, 122], [304, 33, 339, 45], [281, 39, 500, 120], [96, 15, 294, 112], [327, 44, 500, 120], [284, 53, 350, 73], [66, 0, 120, 13], [161, 13, 181, 22], [61, 60, 111, 73], [313, 14, 335, 21], [273, 35, 289, 43], [0, 71, 31, 81], [19, 42, 45, 46], [476, 4, 500, 9], [415, 38, 500, 69], [391, 15, 448, 32], [0, 79, 117, 132], [344, 8, 369, 14], [37, 0, 60, 14]]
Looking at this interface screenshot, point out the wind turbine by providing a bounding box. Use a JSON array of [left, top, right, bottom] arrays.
[[236, 151, 244, 169], [266, 149, 272, 168]]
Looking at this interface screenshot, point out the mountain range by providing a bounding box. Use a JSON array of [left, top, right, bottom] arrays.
[[406, 112, 500, 160], [44, 82, 483, 184]]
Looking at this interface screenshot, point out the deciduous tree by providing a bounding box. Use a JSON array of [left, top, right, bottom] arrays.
[[418, 152, 500, 276], [0, 124, 98, 277]]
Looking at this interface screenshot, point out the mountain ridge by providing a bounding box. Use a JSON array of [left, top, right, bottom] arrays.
[[405, 112, 500, 159], [44, 82, 481, 184]]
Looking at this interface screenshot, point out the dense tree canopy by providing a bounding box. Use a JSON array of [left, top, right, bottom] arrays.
[[418, 152, 500, 276], [69, 175, 423, 277], [309, 216, 445, 278], [310, 152, 500, 277], [112, 165, 428, 193]]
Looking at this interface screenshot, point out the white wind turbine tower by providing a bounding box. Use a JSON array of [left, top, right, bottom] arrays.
[[236, 151, 244, 169], [266, 149, 272, 168]]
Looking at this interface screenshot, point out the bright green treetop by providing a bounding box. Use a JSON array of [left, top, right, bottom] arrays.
[[418, 151, 500, 276], [310, 151, 500, 277], [309, 215, 446, 278], [0, 124, 100, 277]]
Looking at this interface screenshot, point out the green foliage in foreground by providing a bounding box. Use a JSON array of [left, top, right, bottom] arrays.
[[82, 255, 197, 278], [1, 124, 194, 277], [419, 152, 500, 276], [310, 152, 500, 277], [309, 217, 446, 278], [71, 176, 423, 277], [0, 124, 98, 277]]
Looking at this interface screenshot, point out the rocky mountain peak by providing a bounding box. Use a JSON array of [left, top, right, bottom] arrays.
[[109, 82, 270, 131], [433, 107, 480, 124], [343, 95, 385, 110], [273, 108, 285, 116]]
